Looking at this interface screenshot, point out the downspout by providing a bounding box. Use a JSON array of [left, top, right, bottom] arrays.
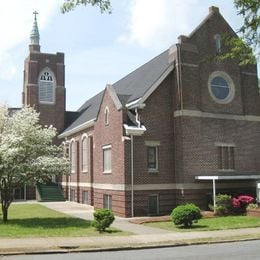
[[131, 134, 134, 217], [176, 43, 185, 197], [24, 184, 26, 201], [130, 108, 140, 217], [176, 43, 183, 111], [125, 108, 145, 217], [135, 108, 141, 128], [68, 175, 71, 201]]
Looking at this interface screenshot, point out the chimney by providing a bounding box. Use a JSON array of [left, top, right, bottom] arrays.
[[209, 6, 219, 14]]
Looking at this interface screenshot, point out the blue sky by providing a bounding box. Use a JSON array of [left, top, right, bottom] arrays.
[[0, 0, 256, 111]]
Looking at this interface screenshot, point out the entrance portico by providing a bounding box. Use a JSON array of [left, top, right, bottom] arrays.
[[195, 175, 260, 212]]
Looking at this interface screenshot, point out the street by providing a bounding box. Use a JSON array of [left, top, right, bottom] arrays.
[[1, 240, 260, 260]]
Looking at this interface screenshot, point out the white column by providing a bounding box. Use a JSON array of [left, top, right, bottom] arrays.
[[213, 178, 216, 213]]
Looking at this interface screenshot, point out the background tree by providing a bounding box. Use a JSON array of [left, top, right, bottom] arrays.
[[61, 0, 111, 13], [221, 0, 259, 65], [0, 106, 70, 222]]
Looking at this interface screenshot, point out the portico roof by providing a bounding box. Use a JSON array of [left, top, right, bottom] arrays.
[[195, 175, 260, 181]]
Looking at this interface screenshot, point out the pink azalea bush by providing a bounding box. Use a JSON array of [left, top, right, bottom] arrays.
[[231, 195, 254, 213], [215, 194, 255, 215]]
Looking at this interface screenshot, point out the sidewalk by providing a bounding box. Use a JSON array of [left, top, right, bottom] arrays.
[[0, 201, 260, 255]]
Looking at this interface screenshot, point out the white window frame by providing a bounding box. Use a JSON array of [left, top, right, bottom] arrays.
[[145, 141, 160, 173], [70, 139, 77, 174], [147, 146, 159, 172], [38, 68, 56, 104], [81, 135, 88, 173], [103, 144, 112, 174]]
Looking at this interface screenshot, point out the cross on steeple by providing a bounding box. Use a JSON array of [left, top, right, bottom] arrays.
[[33, 11, 38, 20], [30, 10, 40, 52]]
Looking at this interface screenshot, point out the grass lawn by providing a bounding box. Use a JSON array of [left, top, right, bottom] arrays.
[[144, 216, 260, 232], [0, 204, 126, 238]]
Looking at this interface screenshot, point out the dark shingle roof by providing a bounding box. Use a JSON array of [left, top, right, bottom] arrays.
[[62, 91, 104, 133], [61, 48, 171, 136], [113, 50, 170, 104], [8, 107, 21, 116]]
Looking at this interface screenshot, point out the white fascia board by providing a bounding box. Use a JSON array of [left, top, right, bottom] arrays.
[[58, 118, 95, 139], [195, 176, 219, 180], [125, 98, 142, 109], [195, 175, 260, 181], [124, 124, 146, 136], [106, 84, 122, 110]]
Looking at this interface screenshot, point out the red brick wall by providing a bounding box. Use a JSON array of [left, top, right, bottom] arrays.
[[61, 128, 94, 203], [93, 89, 125, 185], [23, 52, 66, 134], [125, 73, 175, 185]]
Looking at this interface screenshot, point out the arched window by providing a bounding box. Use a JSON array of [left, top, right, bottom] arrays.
[[38, 69, 55, 103], [70, 140, 77, 173], [105, 107, 109, 125], [215, 34, 221, 54], [81, 136, 88, 172]]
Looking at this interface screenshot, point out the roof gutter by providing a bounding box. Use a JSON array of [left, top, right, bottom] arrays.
[[58, 118, 95, 139], [125, 98, 145, 110], [124, 124, 146, 136]]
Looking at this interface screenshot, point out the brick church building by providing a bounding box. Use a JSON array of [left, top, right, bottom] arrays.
[[21, 7, 260, 217]]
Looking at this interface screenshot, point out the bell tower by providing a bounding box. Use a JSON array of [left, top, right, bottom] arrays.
[[22, 11, 66, 134]]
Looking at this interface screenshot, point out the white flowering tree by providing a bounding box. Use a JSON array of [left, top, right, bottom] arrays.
[[0, 106, 70, 222]]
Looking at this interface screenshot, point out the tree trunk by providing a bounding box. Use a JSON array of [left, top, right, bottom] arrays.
[[2, 206, 8, 223]]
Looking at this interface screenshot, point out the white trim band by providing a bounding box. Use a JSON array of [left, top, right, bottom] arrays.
[[58, 118, 95, 138], [174, 109, 260, 122], [60, 181, 257, 191]]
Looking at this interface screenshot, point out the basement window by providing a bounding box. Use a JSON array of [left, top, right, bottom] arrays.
[[103, 194, 112, 210]]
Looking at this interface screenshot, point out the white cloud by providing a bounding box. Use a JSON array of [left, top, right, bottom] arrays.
[[118, 0, 203, 50], [0, 0, 61, 80], [118, 0, 243, 51]]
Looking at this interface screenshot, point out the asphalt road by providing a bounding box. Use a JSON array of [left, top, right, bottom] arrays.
[[1, 240, 260, 260]]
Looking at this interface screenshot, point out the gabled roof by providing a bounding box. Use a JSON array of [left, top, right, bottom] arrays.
[[60, 91, 104, 136], [60, 49, 172, 137]]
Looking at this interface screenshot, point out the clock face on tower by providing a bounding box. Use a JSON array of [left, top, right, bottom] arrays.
[[38, 69, 56, 104]]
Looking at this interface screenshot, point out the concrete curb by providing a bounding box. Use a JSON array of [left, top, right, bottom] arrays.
[[1, 236, 260, 256]]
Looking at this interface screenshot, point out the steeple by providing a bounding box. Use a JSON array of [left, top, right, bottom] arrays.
[[29, 11, 40, 52]]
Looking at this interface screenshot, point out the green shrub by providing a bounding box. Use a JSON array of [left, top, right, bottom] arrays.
[[171, 203, 202, 228], [247, 203, 258, 209], [214, 194, 232, 216], [92, 209, 115, 232]]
